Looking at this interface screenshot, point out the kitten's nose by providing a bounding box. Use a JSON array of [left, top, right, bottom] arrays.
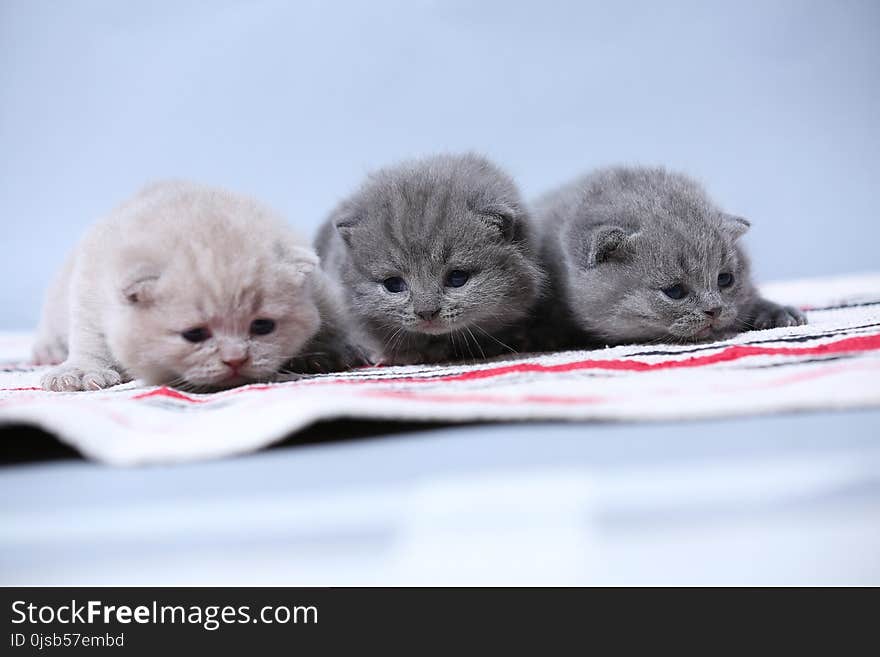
[[222, 356, 249, 371], [703, 307, 722, 319], [415, 308, 441, 321]]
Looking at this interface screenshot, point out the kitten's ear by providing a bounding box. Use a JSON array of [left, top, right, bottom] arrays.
[[286, 245, 320, 283], [275, 239, 319, 284], [586, 226, 636, 267], [477, 204, 518, 242], [334, 216, 361, 248], [122, 276, 159, 306], [276, 239, 318, 267], [721, 214, 750, 241], [291, 245, 319, 271]]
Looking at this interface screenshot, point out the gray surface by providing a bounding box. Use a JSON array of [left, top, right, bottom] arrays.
[[2, 409, 879, 584], [6, 411, 880, 499]]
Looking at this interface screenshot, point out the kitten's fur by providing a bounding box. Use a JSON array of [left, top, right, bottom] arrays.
[[316, 153, 545, 365], [534, 166, 806, 347], [35, 180, 357, 392]]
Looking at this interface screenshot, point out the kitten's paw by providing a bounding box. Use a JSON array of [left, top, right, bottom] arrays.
[[32, 336, 68, 366], [751, 301, 808, 330], [284, 342, 369, 375], [41, 364, 123, 392]]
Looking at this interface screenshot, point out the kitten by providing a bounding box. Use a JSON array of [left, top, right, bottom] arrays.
[[35, 180, 352, 392], [315, 153, 545, 365], [534, 166, 806, 347], [279, 272, 367, 376]]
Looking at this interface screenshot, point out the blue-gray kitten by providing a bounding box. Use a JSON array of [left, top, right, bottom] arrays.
[[535, 166, 806, 347], [316, 153, 545, 365]]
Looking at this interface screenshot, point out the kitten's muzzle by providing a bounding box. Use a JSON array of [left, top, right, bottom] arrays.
[[222, 355, 249, 375], [413, 318, 453, 335], [414, 307, 441, 321]]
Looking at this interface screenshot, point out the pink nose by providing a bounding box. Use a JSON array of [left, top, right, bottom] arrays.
[[222, 356, 249, 371]]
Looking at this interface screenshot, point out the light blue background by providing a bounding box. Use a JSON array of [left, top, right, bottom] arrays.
[[2, 2, 879, 586], [1, 0, 878, 329]]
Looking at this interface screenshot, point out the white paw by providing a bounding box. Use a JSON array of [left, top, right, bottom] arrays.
[[41, 364, 123, 392], [32, 337, 68, 366]]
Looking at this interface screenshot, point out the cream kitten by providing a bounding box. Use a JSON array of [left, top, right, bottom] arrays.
[[35, 180, 332, 391]]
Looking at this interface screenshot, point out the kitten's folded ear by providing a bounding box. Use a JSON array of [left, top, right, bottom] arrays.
[[282, 244, 320, 284], [721, 213, 751, 241], [477, 203, 519, 242], [122, 275, 159, 306], [335, 222, 353, 245], [291, 245, 319, 269], [584, 225, 637, 267], [331, 202, 363, 246]]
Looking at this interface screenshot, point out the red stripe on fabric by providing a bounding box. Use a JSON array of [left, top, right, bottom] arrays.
[[129, 383, 280, 403], [361, 390, 605, 405], [99, 331, 880, 405], [131, 387, 208, 403], [359, 360, 880, 407], [362, 391, 518, 404], [331, 332, 880, 386], [762, 359, 880, 388]]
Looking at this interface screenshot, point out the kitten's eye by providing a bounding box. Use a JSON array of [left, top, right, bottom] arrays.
[[250, 319, 276, 336], [662, 284, 688, 300], [181, 327, 211, 343], [383, 277, 408, 293], [718, 272, 734, 288], [445, 270, 470, 288]]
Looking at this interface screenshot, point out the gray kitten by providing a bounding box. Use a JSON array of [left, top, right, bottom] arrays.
[[316, 153, 545, 365], [534, 166, 806, 347]]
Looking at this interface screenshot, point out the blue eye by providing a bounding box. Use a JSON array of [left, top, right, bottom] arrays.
[[250, 318, 276, 335], [718, 272, 734, 288], [445, 270, 470, 288], [662, 284, 687, 300], [181, 327, 211, 343], [383, 277, 407, 293]]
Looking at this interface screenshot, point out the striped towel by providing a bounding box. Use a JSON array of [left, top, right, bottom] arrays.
[[1, 273, 879, 465]]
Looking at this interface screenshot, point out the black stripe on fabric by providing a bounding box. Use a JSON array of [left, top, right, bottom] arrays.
[[738, 354, 859, 370], [297, 323, 880, 385], [623, 323, 880, 358], [807, 299, 880, 311]]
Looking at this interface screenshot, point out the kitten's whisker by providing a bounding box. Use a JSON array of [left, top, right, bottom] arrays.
[[473, 325, 518, 355], [274, 369, 304, 381], [466, 326, 486, 360], [165, 376, 195, 391], [448, 330, 459, 358], [382, 327, 403, 352], [459, 328, 476, 361], [384, 326, 406, 358]]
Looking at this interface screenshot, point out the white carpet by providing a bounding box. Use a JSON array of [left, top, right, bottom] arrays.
[[2, 273, 879, 465]]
